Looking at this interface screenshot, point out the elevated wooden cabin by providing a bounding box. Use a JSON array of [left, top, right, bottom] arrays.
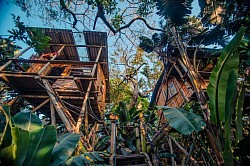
[[0, 28, 109, 133], [149, 47, 220, 109]]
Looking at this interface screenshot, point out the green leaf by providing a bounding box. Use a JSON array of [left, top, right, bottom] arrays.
[[22, 126, 56, 166], [158, 106, 206, 135], [13, 112, 42, 132], [12, 127, 29, 165], [0, 107, 12, 149], [235, 82, 245, 143], [207, 27, 245, 123], [223, 71, 237, 166], [50, 133, 81, 166]]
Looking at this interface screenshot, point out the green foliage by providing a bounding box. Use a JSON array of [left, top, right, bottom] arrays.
[[158, 106, 206, 135], [8, 15, 51, 53], [113, 102, 142, 124], [50, 133, 81, 166], [155, 0, 194, 25], [63, 152, 107, 166], [0, 38, 21, 62], [235, 78, 245, 143], [207, 27, 245, 124], [0, 106, 57, 166], [111, 14, 124, 29]]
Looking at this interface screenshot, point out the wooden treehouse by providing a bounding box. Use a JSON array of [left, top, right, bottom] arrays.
[[149, 47, 220, 110], [0, 28, 109, 136]]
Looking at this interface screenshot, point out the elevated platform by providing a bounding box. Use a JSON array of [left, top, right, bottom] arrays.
[[0, 28, 109, 133]]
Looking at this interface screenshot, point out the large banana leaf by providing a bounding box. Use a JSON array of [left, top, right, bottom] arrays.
[[235, 82, 245, 143], [0, 106, 57, 166], [23, 126, 57, 166], [207, 27, 245, 123], [158, 106, 206, 135], [13, 111, 42, 131], [63, 152, 105, 166], [50, 133, 81, 166], [223, 71, 238, 166]]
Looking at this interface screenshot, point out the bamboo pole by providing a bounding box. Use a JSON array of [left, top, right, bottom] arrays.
[[135, 123, 141, 153], [42, 79, 73, 131], [91, 47, 103, 77], [31, 98, 50, 113], [110, 120, 116, 166], [170, 136, 200, 166], [50, 100, 56, 127], [74, 46, 103, 133], [75, 80, 92, 133], [0, 46, 31, 72], [168, 136, 176, 166]]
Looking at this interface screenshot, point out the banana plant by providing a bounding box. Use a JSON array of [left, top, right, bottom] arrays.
[[0, 106, 105, 166], [0, 105, 57, 166], [207, 27, 245, 166], [157, 106, 206, 135]]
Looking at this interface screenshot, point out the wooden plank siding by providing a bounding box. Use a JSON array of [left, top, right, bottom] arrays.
[[155, 77, 194, 108]]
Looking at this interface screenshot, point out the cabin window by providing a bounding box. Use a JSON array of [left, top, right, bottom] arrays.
[[165, 81, 177, 99]]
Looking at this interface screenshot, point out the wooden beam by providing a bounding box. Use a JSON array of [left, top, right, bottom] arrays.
[[91, 47, 103, 77], [9, 58, 107, 65], [49, 44, 106, 48], [40, 75, 97, 80], [75, 80, 93, 133], [31, 98, 50, 113], [110, 121, 116, 165], [0, 46, 31, 72], [20, 95, 95, 100], [42, 79, 74, 131], [50, 100, 56, 127]]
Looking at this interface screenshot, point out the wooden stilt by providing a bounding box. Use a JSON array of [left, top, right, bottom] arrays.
[[75, 80, 92, 133], [31, 98, 50, 113], [85, 106, 89, 135], [74, 46, 103, 133], [135, 123, 141, 153], [42, 79, 74, 131], [110, 120, 116, 165], [50, 100, 56, 127]]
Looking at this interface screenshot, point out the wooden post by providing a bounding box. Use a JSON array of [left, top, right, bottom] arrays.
[[168, 136, 176, 166], [42, 79, 73, 131], [75, 80, 92, 133], [31, 98, 50, 113], [139, 113, 146, 152], [110, 120, 116, 165], [85, 107, 89, 135], [91, 47, 102, 77], [135, 123, 141, 153], [74, 46, 102, 133], [50, 100, 56, 127], [0, 46, 31, 72]]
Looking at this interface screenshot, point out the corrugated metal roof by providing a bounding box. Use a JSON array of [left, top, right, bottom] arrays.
[[28, 27, 80, 60]]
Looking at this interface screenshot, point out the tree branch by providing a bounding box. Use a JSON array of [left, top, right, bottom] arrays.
[[95, 4, 162, 34], [60, 0, 78, 28]]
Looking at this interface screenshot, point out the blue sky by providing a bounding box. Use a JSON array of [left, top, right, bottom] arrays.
[[0, 0, 201, 58]]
